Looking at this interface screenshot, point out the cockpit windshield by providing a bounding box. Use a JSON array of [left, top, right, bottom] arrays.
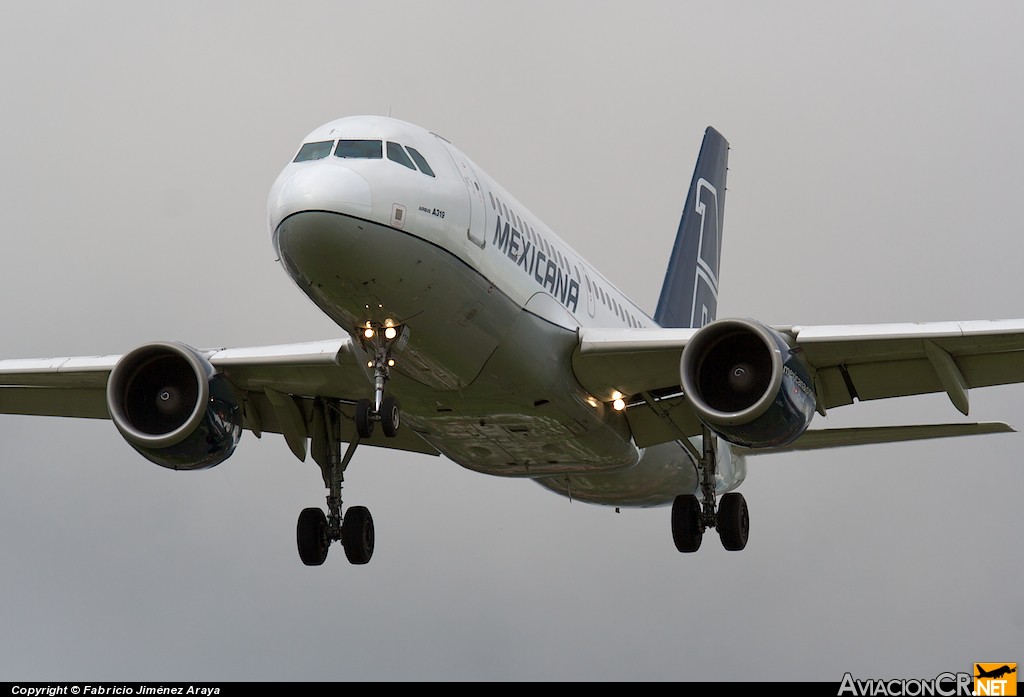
[[293, 141, 333, 162], [335, 140, 383, 159], [386, 141, 416, 170], [406, 147, 435, 177], [294, 137, 436, 178]]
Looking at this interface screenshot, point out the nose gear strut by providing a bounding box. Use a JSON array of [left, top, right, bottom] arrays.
[[354, 321, 407, 439]]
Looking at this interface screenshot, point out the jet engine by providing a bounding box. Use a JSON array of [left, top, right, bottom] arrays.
[[680, 319, 816, 448], [106, 342, 242, 470]]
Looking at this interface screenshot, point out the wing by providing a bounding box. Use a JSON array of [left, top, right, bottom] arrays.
[[572, 320, 1024, 448], [792, 320, 1024, 412], [744, 422, 1015, 453], [0, 338, 439, 459]]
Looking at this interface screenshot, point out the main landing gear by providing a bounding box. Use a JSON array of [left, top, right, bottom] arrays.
[[671, 426, 749, 553], [295, 321, 407, 566], [296, 398, 375, 566]]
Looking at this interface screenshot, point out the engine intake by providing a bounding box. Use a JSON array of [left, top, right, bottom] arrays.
[[680, 319, 816, 448], [106, 342, 242, 470]]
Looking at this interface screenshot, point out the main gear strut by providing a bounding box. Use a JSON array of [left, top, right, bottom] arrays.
[[672, 424, 749, 552], [296, 398, 374, 566]]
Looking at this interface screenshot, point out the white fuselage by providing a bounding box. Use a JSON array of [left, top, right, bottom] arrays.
[[266, 116, 745, 507]]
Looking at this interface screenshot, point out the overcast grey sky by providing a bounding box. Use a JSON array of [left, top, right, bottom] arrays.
[[1, 1, 1022, 682]]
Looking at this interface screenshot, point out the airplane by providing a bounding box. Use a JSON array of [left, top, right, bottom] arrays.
[[975, 665, 1017, 680], [3, 115, 1024, 566]]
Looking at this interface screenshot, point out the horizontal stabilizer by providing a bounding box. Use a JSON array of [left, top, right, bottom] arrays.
[[744, 422, 1014, 454]]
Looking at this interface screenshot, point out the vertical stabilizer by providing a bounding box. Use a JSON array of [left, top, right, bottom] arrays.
[[653, 127, 729, 328]]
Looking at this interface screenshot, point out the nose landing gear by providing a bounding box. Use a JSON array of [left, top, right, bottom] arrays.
[[354, 321, 406, 439]]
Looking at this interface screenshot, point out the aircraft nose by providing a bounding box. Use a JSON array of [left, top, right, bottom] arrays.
[[268, 163, 372, 232]]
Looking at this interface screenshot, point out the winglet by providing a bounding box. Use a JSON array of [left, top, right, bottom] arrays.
[[653, 127, 729, 329]]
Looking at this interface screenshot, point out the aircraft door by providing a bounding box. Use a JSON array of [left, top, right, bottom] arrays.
[[440, 142, 487, 248], [583, 272, 596, 318]]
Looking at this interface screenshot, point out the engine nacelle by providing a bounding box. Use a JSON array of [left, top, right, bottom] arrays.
[[106, 342, 242, 470], [680, 319, 816, 448]]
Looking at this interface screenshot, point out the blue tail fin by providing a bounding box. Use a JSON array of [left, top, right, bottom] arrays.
[[653, 127, 729, 328]]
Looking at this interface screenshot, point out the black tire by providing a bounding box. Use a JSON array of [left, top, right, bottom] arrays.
[[341, 506, 374, 565], [380, 396, 401, 438], [355, 398, 374, 439], [717, 492, 749, 551], [671, 494, 703, 553], [297, 507, 329, 566]]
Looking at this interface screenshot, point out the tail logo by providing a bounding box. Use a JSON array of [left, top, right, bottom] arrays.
[[691, 177, 721, 328]]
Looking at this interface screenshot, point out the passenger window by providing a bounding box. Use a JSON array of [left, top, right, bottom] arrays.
[[406, 147, 435, 177], [488, 192, 496, 209], [387, 142, 416, 170], [335, 140, 383, 159], [293, 141, 334, 162]]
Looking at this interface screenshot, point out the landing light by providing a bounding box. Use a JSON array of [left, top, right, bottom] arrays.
[[384, 318, 395, 328], [387, 359, 395, 367], [364, 328, 375, 339], [384, 326, 397, 340], [612, 398, 626, 411], [367, 361, 374, 368]]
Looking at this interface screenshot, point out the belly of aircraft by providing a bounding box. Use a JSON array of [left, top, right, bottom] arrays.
[[273, 210, 649, 481], [533, 441, 700, 507]]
